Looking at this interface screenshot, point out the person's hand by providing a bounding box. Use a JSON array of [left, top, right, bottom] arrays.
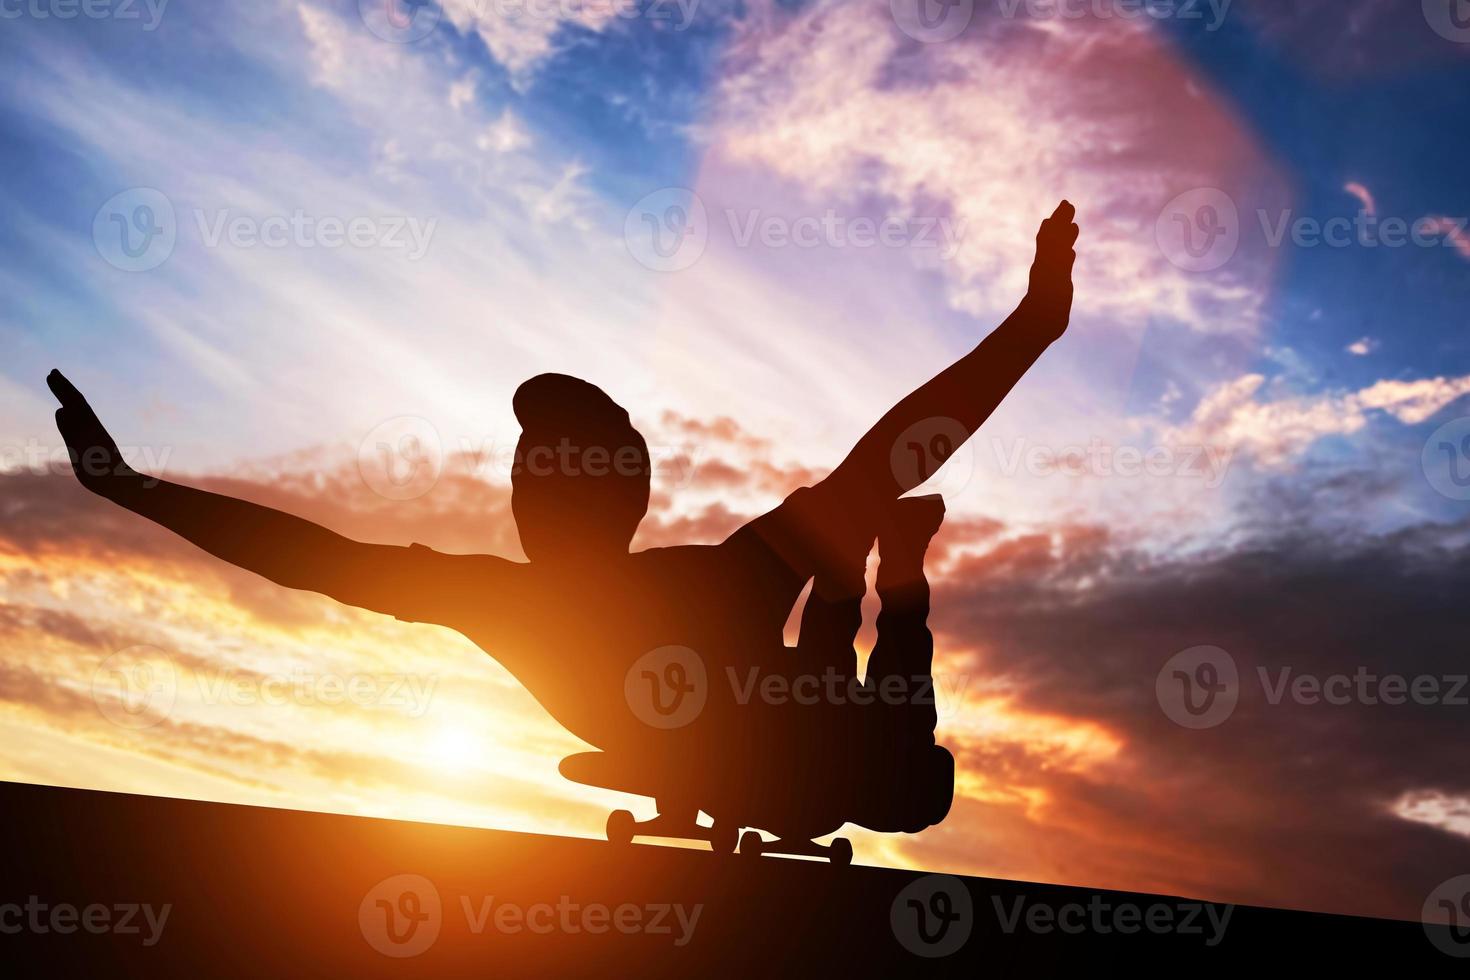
[[1022, 200, 1079, 343], [48, 370, 136, 495]]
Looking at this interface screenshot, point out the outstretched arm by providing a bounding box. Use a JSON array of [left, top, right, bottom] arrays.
[[822, 201, 1079, 510], [48, 370, 508, 620]]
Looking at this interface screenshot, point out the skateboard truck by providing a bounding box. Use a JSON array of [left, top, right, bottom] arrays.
[[601, 803, 853, 867], [738, 831, 852, 867], [604, 805, 738, 855], [565, 752, 856, 866]]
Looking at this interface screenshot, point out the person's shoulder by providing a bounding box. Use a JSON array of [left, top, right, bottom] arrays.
[[724, 485, 821, 542], [630, 542, 720, 564], [628, 542, 732, 582]]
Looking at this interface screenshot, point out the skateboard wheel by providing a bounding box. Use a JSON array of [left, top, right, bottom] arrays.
[[739, 831, 763, 858], [606, 809, 636, 845], [829, 838, 852, 867]]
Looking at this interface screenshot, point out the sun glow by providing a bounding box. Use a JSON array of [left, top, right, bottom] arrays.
[[425, 725, 484, 773]]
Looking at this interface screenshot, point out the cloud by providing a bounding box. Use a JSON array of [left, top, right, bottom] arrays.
[[440, 0, 625, 87], [1162, 370, 1470, 467], [916, 507, 1470, 918], [705, 0, 1282, 331], [1346, 337, 1378, 356], [1344, 181, 1377, 216], [1393, 790, 1470, 841]]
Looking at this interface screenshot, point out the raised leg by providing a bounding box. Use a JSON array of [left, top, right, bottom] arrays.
[[866, 494, 945, 748], [848, 495, 955, 834]]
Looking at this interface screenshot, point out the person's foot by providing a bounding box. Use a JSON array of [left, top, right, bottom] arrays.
[[877, 494, 946, 595], [1022, 200, 1079, 343], [907, 743, 955, 832], [847, 743, 955, 834]]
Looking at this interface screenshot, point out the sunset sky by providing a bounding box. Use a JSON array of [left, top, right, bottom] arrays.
[[2, 0, 1469, 923]]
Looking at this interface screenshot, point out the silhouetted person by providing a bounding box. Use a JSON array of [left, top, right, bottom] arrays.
[[50, 202, 1079, 836]]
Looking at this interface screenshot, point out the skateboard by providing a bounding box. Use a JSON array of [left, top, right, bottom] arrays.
[[559, 751, 855, 866]]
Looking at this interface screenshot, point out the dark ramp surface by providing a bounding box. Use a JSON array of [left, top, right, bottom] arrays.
[[0, 781, 1458, 976]]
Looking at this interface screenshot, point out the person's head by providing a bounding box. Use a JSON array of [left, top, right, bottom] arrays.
[[510, 374, 651, 563]]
